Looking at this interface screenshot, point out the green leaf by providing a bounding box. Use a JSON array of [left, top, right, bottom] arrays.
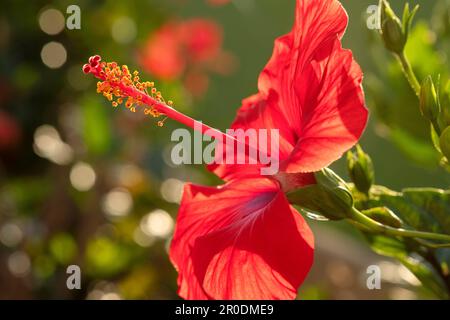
[[368, 187, 450, 234], [366, 234, 449, 298], [366, 233, 407, 257], [402, 188, 450, 234], [400, 253, 448, 299], [361, 187, 450, 297], [362, 207, 403, 228]]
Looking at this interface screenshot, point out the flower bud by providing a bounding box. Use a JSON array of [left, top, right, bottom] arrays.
[[362, 207, 403, 228], [379, 1, 418, 54], [379, 0, 406, 54], [420, 76, 440, 121], [287, 168, 354, 221], [347, 145, 374, 195], [315, 168, 353, 207]]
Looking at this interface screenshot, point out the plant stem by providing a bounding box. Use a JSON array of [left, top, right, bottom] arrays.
[[416, 239, 450, 249], [397, 51, 421, 97], [349, 207, 450, 243]]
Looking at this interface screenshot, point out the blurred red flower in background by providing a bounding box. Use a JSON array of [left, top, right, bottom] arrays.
[[0, 110, 21, 152], [139, 18, 232, 97], [139, 22, 186, 81], [179, 19, 222, 63], [206, 0, 231, 7], [170, 0, 367, 300]]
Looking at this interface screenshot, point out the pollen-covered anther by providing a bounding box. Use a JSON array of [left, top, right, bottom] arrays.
[[83, 55, 175, 126], [125, 99, 133, 109]]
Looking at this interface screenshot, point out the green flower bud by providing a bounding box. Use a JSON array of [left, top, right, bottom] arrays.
[[347, 145, 374, 195], [440, 126, 450, 160], [420, 76, 440, 121], [316, 169, 353, 210], [287, 168, 354, 221], [362, 207, 403, 228], [379, 0, 406, 53], [379, 1, 418, 54]]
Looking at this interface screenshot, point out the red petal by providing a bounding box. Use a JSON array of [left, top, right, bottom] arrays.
[[282, 37, 368, 172], [169, 178, 314, 300], [258, 0, 348, 98], [207, 93, 296, 181], [213, 0, 367, 177]]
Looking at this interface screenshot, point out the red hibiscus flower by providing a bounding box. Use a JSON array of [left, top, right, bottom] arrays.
[[83, 0, 367, 300], [179, 19, 222, 63], [139, 22, 186, 80], [169, 0, 368, 300], [139, 18, 225, 97]]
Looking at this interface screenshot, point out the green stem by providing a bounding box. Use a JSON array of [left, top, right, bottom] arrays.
[[349, 207, 450, 243], [415, 238, 450, 249], [397, 51, 421, 97], [396, 52, 444, 138]]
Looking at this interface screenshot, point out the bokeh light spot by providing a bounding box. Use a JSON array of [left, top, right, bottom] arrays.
[[133, 228, 155, 248], [33, 124, 74, 165], [160, 178, 184, 204], [0, 223, 23, 247], [140, 209, 174, 238], [70, 161, 96, 191], [38, 8, 65, 35], [111, 17, 137, 44], [102, 188, 133, 218], [41, 41, 67, 69], [8, 251, 31, 278]]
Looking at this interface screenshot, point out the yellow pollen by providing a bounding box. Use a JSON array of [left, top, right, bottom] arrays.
[[91, 58, 175, 127]]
